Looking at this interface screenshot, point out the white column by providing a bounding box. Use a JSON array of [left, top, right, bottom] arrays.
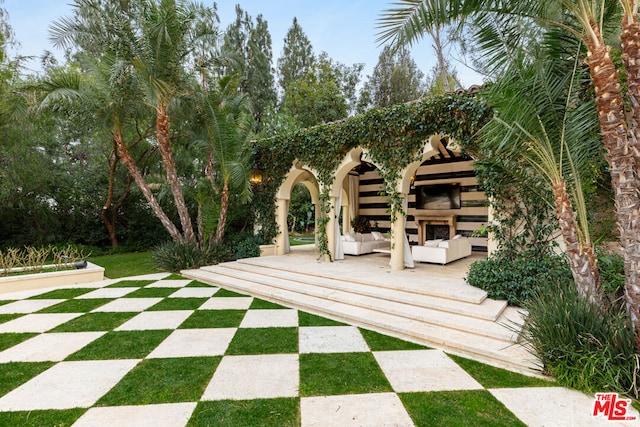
[[275, 198, 288, 255], [326, 197, 338, 261], [390, 209, 405, 271]]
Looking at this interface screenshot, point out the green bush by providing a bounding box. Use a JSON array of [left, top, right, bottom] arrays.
[[152, 241, 213, 272], [597, 249, 625, 296], [466, 252, 573, 306], [227, 231, 261, 260], [523, 280, 637, 398]]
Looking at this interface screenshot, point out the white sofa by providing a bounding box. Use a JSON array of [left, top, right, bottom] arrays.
[[341, 232, 390, 256], [411, 237, 472, 264]]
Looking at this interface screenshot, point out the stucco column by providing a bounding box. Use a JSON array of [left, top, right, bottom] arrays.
[[390, 209, 406, 271], [275, 198, 288, 255], [326, 197, 338, 260]]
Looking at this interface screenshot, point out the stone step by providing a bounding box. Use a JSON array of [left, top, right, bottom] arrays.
[[183, 268, 538, 374], [237, 256, 488, 304], [217, 262, 508, 321], [203, 264, 518, 342]]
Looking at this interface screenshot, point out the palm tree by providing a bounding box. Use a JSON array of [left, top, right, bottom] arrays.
[[50, 0, 221, 244], [378, 0, 640, 347], [193, 74, 253, 246], [480, 44, 603, 305]]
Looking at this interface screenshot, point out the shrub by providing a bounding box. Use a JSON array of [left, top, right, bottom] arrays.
[[466, 252, 572, 306], [351, 216, 371, 234], [523, 280, 638, 398], [152, 241, 213, 272], [226, 231, 261, 260], [597, 249, 625, 297]]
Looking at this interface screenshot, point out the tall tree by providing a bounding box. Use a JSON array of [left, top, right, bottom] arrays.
[[359, 45, 426, 110], [51, 0, 221, 244], [282, 52, 363, 127], [221, 5, 276, 127], [277, 17, 315, 92], [377, 0, 640, 347]]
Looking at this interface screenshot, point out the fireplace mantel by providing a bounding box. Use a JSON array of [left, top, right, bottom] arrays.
[[413, 213, 457, 245]]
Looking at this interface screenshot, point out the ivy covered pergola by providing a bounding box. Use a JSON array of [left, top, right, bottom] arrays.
[[252, 90, 492, 270]]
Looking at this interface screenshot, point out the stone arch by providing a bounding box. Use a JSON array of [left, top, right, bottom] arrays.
[[274, 162, 320, 255]]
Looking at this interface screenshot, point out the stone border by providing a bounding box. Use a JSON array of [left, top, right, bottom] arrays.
[[0, 262, 105, 294]]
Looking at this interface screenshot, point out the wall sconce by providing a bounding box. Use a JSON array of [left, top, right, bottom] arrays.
[[410, 174, 416, 189], [249, 163, 263, 184]]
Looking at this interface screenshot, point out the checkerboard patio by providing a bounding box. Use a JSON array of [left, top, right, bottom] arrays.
[[0, 273, 635, 426]]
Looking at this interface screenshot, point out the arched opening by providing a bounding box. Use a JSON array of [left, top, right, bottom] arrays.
[[288, 182, 316, 246], [275, 163, 320, 255]]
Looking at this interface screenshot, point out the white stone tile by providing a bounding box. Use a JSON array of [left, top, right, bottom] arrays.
[[239, 309, 298, 328], [145, 280, 193, 288], [301, 393, 414, 427], [76, 287, 138, 299], [202, 354, 299, 400], [0, 359, 140, 410], [0, 299, 66, 314], [72, 402, 197, 427], [0, 332, 105, 362], [146, 328, 236, 358], [168, 287, 218, 298], [0, 313, 82, 333], [490, 387, 640, 427], [199, 297, 253, 310], [373, 350, 483, 392], [115, 310, 193, 331], [91, 298, 163, 312], [0, 288, 62, 300], [299, 326, 370, 353]]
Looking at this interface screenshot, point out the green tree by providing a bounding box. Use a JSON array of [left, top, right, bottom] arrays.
[[277, 17, 315, 92], [359, 45, 426, 110], [282, 52, 363, 127], [51, 0, 221, 244], [221, 5, 276, 127]]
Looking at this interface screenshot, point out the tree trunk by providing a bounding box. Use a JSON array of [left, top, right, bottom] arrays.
[[155, 102, 195, 243], [113, 129, 183, 242], [552, 180, 602, 305], [215, 182, 229, 243], [101, 147, 119, 247], [584, 31, 640, 348], [621, 5, 640, 169]]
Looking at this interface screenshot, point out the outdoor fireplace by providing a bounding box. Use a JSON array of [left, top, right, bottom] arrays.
[[413, 214, 457, 245]]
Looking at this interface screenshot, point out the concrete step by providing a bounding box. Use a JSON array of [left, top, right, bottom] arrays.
[[183, 267, 537, 374], [237, 256, 489, 304], [202, 264, 518, 342], [217, 262, 508, 321]]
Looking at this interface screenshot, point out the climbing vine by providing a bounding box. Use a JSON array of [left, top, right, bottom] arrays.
[[252, 92, 492, 259]]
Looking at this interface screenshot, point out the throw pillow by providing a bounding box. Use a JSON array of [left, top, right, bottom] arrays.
[[424, 239, 442, 247], [371, 231, 384, 241], [343, 233, 356, 242], [452, 234, 462, 240]]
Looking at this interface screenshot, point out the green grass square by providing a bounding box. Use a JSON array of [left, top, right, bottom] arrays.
[[0, 300, 14, 307], [0, 409, 86, 427], [400, 390, 526, 427], [28, 288, 94, 299], [37, 298, 112, 313], [188, 398, 300, 427], [50, 312, 137, 332], [186, 280, 216, 288], [0, 362, 54, 397], [98, 357, 220, 405], [213, 288, 248, 297], [359, 328, 431, 351], [0, 313, 23, 325], [106, 280, 155, 288], [448, 354, 555, 388], [65, 330, 171, 360], [0, 333, 37, 351], [162, 273, 186, 280], [226, 327, 298, 355], [179, 310, 246, 329], [123, 287, 176, 298], [298, 311, 348, 327], [249, 298, 288, 309], [299, 352, 392, 396], [148, 297, 207, 311]]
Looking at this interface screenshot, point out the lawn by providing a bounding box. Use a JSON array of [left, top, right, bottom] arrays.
[[88, 251, 159, 278]]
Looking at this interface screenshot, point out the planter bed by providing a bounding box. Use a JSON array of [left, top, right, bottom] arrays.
[[0, 262, 105, 294]]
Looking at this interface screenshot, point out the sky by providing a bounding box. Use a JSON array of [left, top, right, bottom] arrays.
[[2, 0, 484, 87]]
